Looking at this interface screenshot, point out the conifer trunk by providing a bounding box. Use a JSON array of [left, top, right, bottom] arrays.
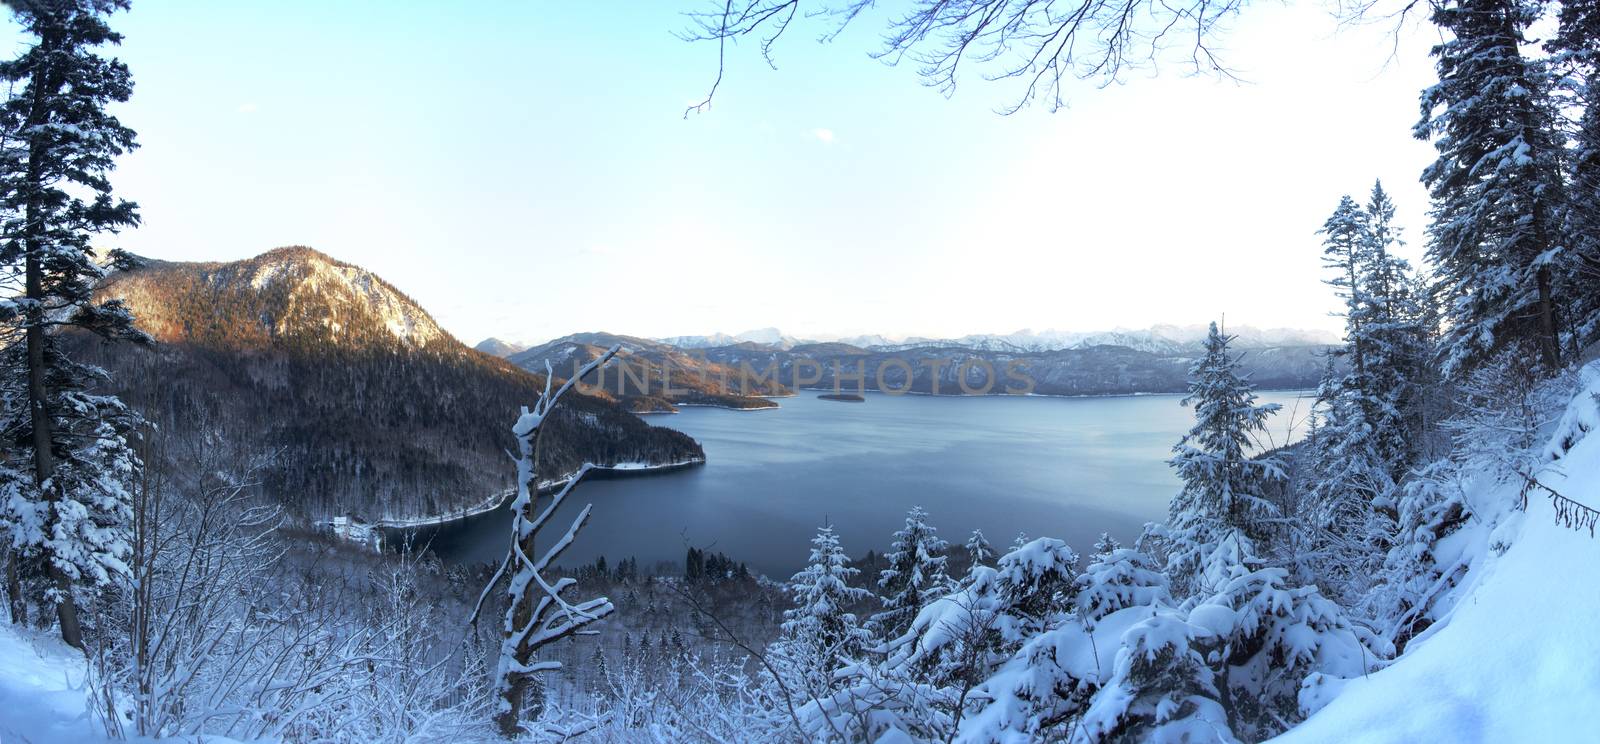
[[3, 550, 24, 625], [1536, 264, 1561, 370], [25, 250, 83, 649]]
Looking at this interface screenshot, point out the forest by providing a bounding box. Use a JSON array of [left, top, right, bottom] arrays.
[[1, 0, 1599, 742]]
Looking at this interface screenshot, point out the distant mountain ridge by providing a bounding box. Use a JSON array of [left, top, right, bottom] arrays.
[[658, 327, 804, 351], [656, 324, 1339, 355], [508, 331, 789, 412], [687, 342, 1330, 398], [84, 247, 703, 522]]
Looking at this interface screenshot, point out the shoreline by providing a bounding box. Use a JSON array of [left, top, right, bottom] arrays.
[[346, 458, 708, 531], [793, 385, 1314, 400], [634, 400, 786, 415]]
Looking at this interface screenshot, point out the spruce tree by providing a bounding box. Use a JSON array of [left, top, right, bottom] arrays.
[[1417, 0, 1566, 373], [1158, 322, 1285, 598], [1551, 0, 1600, 349], [1305, 182, 1431, 604], [1090, 531, 1121, 561], [1357, 180, 1430, 477], [773, 525, 871, 694], [1320, 195, 1370, 375], [872, 505, 950, 638], [0, 0, 144, 649], [963, 528, 994, 573]]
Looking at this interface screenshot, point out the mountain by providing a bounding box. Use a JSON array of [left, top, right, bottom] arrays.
[[508, 331, 789, 412], [882, 325, 1340, 354], [655, 325, 1340, 355], [690, 340, 1330, 397], [474, 337, 529, 357], [80, 247, 703, 522], [657, 327, 802, 350]]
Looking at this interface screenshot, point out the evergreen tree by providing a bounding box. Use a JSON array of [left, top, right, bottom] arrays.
[[0, 0, 145, 649], [1090, 531, 1121, 561], [872, 505, 950, 638], [1073, 544, 1169, 623], [1157, 322, 1286, 599], [963, 528, 994, 573], [1417, 0, 1566, 373], [1303, 184, 1430, 604], [1321, 194, 1370, 375], [587, 645, 610, 701], [773, 525, 871, 694], [1551, 0, 1600, 350], [1357, 181, 1432, 477]]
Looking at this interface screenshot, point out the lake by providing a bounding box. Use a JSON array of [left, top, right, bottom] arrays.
[[404, 390, 1312, 578]]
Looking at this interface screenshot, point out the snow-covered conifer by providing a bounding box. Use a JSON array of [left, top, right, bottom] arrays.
[[1417, 0, 1567, 373], [964, 528, 995, 573], [1074, 546, 1170, 623], [0, 0, 146, 649], [1321, 195, 1371, 375], [1159, 322, 1285, 598], [772, 525, 872, 695], [1551, 3, 1600, 349], [872, 505, 951, 638], [1090, 531, 1121, 561]]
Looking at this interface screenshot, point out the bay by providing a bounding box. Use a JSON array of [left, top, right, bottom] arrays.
[[405, 390, 1312, 577]]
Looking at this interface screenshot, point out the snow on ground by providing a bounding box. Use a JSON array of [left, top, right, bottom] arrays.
[[0, 621, 103, 743], [1, 620, 255, 744], [1276, 366, 1600, 744]]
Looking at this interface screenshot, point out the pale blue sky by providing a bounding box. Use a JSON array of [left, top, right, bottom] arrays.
[[21, 2, 1440, 345]]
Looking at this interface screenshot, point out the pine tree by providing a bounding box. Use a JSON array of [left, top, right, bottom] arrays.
[[872, 505, 950, 638], [773, 525, 872, 694], [1417, 0, 1566, 373], [0, 0, 145, 649], [1157, 322, 1286, 599]]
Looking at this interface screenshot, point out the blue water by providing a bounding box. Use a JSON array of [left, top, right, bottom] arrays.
[[410, 390, 1311, 578]]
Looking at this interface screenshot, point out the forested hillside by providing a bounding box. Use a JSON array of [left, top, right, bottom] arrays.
[[509, 331, 790, 411], [693, 341, 1329, 396], [77, 248, 704, 521]]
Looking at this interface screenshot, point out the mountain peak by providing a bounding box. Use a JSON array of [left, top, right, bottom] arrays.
[[99, 246, 450, 351], [474, 337, 529, 357]]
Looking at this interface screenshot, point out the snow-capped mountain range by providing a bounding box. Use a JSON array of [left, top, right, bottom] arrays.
[[655, 324, 1339, 354]]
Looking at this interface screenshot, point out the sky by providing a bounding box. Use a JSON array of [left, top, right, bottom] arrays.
[[14, 1, 1443, 346]]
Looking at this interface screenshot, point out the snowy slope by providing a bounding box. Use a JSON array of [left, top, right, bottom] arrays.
[[1275, 365, 1600, 743], [0, 622, 103, 743]]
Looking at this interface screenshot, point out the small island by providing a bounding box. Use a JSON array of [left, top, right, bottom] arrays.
[[818, 393, 866, 402]]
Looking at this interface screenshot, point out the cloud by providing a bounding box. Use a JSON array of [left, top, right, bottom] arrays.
[[236, 102, 259, 114], [809, 128, 835, 144]]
